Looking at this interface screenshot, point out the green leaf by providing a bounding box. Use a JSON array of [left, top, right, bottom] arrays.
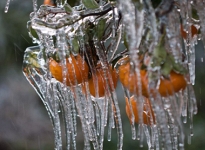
[[28, 49, 41, 68], [53, 51, 60, 62], [27, 21, 39, 41], [85, 21, 95, 40], [152, 34, 167, 67], [72, 36, 80, 54], [82, 0, 99, 9], [123, 31, 129, 50], [169, 55, 187, 74], [42, 48, 47, 62], [96, 18, 106, 40], [161, 55, 173, 77], [63, 3, 73, 13]]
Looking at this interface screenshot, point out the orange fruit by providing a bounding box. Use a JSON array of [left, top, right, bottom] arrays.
[[118, 57, 187, 97], [157, 71, 187, 97], [88, 64, 118, 97], [44, 0, 55, 6], [141, 71, 187, 97], [118, 56, 148, 96], [125, 96, 155, 125], [180, 24, 198, 39], [49, 54, 89, 86]]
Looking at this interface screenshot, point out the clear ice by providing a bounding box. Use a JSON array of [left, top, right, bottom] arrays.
[[21, 0, 202, 150]]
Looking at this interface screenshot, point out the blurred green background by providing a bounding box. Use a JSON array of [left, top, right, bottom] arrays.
[[0, 0, 205, 150]]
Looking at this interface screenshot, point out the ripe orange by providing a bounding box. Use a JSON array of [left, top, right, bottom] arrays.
[[118, 57, 187, 97], [140, 71, 187, 97], [88, 64, 118, 97], [118, 61, 147, 95], [125, 96, 155, 125], [44, 0, 55, 6], [157, 71, 187, 97], [118, 56, 148, 96], [49, 54, 89, 86], [180, 24, 198, 39]]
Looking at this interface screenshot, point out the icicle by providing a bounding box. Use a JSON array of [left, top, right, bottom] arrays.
[[143, 125, 152, 149], [23, 46, 67, 150], [56, 29, 69, 86], [138, 124, 144, 148], [149, 96, 172, 150], [187, 85, 197, 144], [179, 0, 199, 85], [194, 0, 205, 49], [131, 124, 137, 140], [94, 40, 123, 150], [151, 125, 159, 150], [87, 96, 95, 125], [95, 99, 101, 135], [123, 88, 136, 140], [108, 25, 122, 62], [57, 85, 77, 150], [107, 101, 113, 142], [166, 7, 183, 63], [32, 0, 38, 16], [171, 94, 186, 150], [144, 0, 159, 54], [107, 8, 122, 62], [103, 95, 109, 127], [4, 0, 11, 13], [96, 97, 107, 150], [136, 97, 145, 147], [74, 87, 92, 150], [51, 85, 63, 150], [182, 87, 188, 123], [187, 38, 196, 85], [118, 0, 144, 67]]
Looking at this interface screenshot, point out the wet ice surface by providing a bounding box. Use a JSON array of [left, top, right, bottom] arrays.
[[23, 2, 123, 150], [20, 0, 204, 150]]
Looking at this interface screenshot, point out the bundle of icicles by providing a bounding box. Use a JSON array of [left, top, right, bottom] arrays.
[[22, 0, 204, 150]]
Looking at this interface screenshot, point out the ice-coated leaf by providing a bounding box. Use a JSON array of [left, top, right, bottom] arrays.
[[96, 18, 106, 40], [27, 21, 39, 42], [72, 36, 80, 54], [24, 46, 41, 68], [152, 34, 167, 67], [82, 0, 99, 9], [123, 31, 129, 50], [169, 54, 187, 75], [161, 55, 173, 77], [64, 3, 73, 13]]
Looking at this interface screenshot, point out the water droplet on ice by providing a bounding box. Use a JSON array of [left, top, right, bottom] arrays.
[[4, 0, 11, 13]]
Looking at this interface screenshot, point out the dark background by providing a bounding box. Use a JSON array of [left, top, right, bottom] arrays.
[[0, 0, 205, 149]]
